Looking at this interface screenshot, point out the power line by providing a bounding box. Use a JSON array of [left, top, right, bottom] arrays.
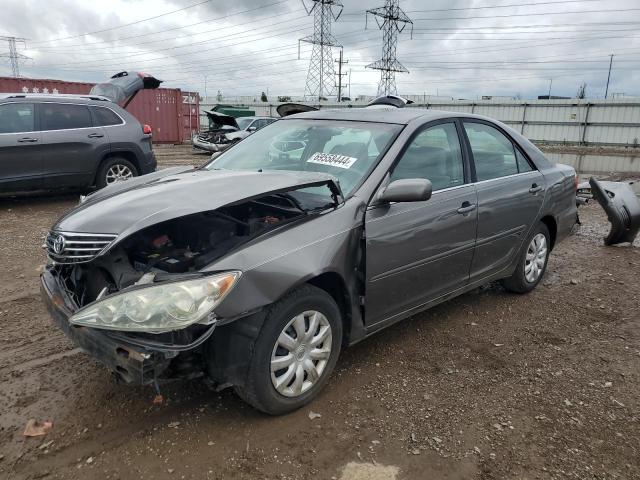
[[33, 1, 294, 51], [342, 0, 607, 15], [31, 0, 214, 44], [407, 7, 640, 22]]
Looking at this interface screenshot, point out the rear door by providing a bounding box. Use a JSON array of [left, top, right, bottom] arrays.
[[462, 120, 545, 282], [364, 121, 478, 327], [38, 102, 110, 188], [0, 102, 43, 191]]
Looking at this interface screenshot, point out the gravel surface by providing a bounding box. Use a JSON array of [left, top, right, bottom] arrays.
[[0, 148, 638, 480]]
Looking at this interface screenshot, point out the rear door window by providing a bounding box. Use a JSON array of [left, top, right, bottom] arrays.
[[91, 106, 123, 126], [0, 103, 35, 133], [463, 122, 519, 181], [40, 103, 93, 131]]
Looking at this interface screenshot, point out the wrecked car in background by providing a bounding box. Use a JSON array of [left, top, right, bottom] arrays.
[[192, 111, 276, 153], [41, 97, 578, 415]]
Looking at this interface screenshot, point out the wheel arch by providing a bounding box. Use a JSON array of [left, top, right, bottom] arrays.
[[539, 214, 558, 250], [306, 271, 352, 347]]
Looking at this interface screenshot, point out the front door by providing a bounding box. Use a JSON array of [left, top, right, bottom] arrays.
[[461, 120, 545, 282], [38, 102, 110, 188], [365, 121, 478, 327], [0, 102, 43, 191]]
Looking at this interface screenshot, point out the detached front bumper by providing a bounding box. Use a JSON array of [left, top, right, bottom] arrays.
[[192, 135, 220, 152], [40, 268, 163, 385]]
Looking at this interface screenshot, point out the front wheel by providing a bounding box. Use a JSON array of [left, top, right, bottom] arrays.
[[501, 223, 550, 293], [236, 285, 342, 415]]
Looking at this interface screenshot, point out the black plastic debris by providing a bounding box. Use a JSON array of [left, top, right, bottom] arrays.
[[589, 177, 640, 246]]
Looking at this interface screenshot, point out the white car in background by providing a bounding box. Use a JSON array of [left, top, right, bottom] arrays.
[[193, 114, 276, 153]]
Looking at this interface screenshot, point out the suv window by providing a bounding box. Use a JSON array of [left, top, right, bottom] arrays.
[[91, 106, 123, 126], [390, 122, 465, 191], [40, 103, 93, 131], [0, 103, 35, 133], [463, 122, 520, 181]]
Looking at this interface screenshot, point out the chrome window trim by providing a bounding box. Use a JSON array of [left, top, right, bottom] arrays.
[[472, 170, 540, 186]]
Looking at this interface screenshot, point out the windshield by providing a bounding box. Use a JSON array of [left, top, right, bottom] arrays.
[[236, 117, 254, 130], [206, 119, 402, 195]]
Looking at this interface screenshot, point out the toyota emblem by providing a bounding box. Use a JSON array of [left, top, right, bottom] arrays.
[[52, 234, 66, 255]]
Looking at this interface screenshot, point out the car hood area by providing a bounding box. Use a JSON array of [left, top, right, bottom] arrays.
[[53, 168, 341, 239]]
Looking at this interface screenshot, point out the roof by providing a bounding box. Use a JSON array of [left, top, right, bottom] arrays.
[[285, 107, 456, 125], [0, 93, 112, 104]]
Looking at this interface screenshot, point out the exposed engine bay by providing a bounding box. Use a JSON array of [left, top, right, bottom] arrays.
[[55, 194, 305, 310]]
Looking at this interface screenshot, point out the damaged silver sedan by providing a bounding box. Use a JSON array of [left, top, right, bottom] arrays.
[[41, 101, 578, 414]]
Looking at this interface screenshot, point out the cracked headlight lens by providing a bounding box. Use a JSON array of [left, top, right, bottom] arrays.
[[69, 272, 241, 332]]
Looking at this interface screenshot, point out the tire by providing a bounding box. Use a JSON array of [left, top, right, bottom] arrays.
[[501, 222, 551, 294], [96, 157, 138, 188], [235, 284, 342, 415]]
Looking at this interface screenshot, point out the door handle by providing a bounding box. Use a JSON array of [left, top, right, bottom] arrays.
[[529, 183, 543, 194], [457, 202, 477, 215], [17, 137, 38, 143], [87, 133, 104, 138]]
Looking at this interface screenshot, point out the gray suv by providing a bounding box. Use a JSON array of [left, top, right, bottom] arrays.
[[0, 94, 156, 193]]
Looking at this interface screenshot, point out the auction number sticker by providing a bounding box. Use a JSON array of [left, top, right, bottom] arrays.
[[307, 152, 357, 169]]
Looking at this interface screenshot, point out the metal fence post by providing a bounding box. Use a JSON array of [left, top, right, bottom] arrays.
[[521, 103, 528, 134], [581, 103, 591, 145]]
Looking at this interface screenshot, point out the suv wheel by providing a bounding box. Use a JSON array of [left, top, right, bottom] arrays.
[[235, 285, 342, 415], [97, 157, 138, 188], [501, 222, 550, 293]]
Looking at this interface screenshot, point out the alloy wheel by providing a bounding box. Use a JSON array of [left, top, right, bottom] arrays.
[[105, 164, 134, 184], [524, 233, 548, 283], [270, 310, 332, 398]]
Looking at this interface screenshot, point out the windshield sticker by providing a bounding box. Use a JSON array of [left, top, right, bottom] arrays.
[[307, 152, 357, 169]]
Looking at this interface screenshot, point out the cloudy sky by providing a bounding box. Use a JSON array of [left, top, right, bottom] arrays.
[[1, 0, 639, 100]]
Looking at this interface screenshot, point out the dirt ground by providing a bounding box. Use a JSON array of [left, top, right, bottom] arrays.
[[0, 147, 639, 480]]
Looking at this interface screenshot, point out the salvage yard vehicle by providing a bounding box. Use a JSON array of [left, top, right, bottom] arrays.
[[0, 72, 160, 193], [192, 112, 276, 153], [41, 97, 578, 415]]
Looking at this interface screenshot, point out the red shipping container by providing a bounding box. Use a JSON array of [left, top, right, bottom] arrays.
[[0, 76, 199, 143]]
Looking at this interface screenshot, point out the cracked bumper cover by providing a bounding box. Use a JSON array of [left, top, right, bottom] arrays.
[[40, 268, 164, 385]]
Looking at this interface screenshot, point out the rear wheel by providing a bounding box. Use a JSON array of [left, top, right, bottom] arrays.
[[501, 222, 550, 293], [96, 157, 138, 188], [235, 285, 342, 415]]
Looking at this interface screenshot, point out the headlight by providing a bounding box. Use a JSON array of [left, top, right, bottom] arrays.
[[70, 272, 241, 332]]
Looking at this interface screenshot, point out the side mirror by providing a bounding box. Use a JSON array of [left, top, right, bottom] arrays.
[[379, 178, 432, 203], [247, 126, 257, 132]]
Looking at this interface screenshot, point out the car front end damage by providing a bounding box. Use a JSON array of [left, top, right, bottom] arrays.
[[192, 111, 243, 153], [40, 168, 344, 386]]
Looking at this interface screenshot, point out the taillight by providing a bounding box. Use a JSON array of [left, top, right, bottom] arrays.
[[143, 124, 152, 135]]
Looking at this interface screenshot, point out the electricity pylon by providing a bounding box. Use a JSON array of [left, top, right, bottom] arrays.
[[366, 0, 413, 96], [0, 36, 29, 77], [299, 0, 343, 101]]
